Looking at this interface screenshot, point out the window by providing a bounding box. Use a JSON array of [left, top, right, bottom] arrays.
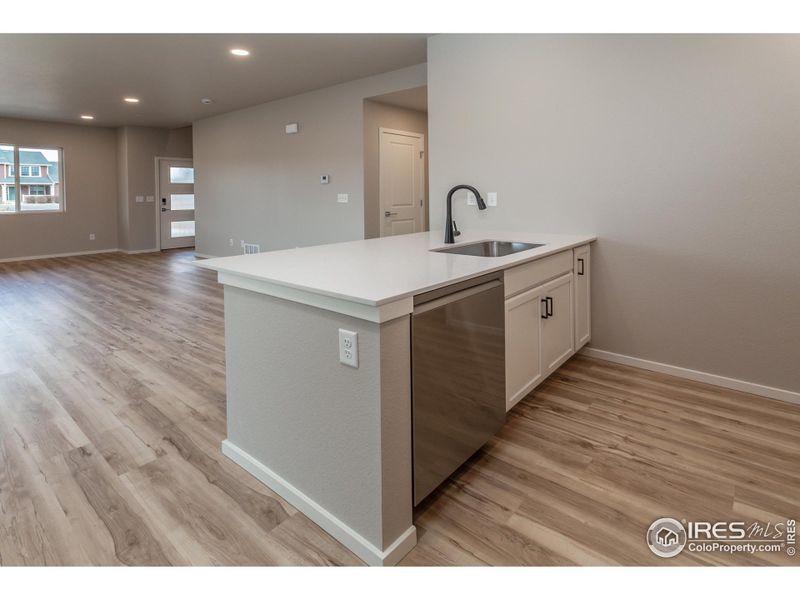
[[0, 144, 64, 213], [169, 166, 194, 184], [170, 193, 195, 211], [20, 165, 41, 177], [170, 220, 195, 238]]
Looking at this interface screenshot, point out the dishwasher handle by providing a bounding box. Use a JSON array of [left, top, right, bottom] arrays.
[[413, 278, 503, 315]]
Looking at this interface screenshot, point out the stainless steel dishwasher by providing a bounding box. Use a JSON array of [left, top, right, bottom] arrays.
[[412, 273, 506, 505]]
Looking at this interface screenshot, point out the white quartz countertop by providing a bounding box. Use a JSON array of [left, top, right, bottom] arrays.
[[197, 230, 596, 307]]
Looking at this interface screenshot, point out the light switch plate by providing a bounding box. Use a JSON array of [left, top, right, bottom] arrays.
[[285, 123, 299, 134], [337, 193, 349, 203], [145, 195, 154, 203], [338, 329, 358, 368], [135, 195, 144, 203], [487, 192, 498, 207]]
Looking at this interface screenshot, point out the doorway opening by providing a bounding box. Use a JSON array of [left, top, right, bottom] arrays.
[[362, 85, 428, 239]]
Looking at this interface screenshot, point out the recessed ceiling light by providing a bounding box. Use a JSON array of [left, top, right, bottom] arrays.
[[80, 115, 94, 120], [230, 48, 250, 57], [124, 97, 140, 103]]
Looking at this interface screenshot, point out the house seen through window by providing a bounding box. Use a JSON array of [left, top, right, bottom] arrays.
[[0, 144, 63, 213]]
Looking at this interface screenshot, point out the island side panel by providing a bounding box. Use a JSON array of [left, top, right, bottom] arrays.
[[379, 314, 413, 550], [221, 285, 413, 561]]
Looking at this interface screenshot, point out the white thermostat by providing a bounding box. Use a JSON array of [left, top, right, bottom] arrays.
[[285, 123, 299, 134]]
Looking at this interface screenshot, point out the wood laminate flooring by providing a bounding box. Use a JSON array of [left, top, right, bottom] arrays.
[[0, 250, 797, 566]]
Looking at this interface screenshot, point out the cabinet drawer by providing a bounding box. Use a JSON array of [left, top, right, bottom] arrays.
[[504, 250, 573, 298]]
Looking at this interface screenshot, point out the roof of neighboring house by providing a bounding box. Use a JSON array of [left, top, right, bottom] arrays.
[[0, 177, 55, 184], [49, 162, 59, 183], [0, 149, 52, 165]]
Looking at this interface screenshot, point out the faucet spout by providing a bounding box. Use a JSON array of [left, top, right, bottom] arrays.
[[445, 184, 487, 243]]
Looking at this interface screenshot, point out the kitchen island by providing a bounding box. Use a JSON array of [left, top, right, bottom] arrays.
[[197, 230, 596, 565]]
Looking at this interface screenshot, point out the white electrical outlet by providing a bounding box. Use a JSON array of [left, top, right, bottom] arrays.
[[89, 233, 96, 241], [487, 192, 498, 207], [229, 238, 234, 247], [338, 329, 358, 368], [466, 191, 477, 206], [337, 193, 349, 203]]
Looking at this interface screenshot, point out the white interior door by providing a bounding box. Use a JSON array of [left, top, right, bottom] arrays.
[[379, 128, 424, 237], [159, 159, 195, 250]]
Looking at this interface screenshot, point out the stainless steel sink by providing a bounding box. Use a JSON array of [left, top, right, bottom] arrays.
[[433, 240, 544, 257]]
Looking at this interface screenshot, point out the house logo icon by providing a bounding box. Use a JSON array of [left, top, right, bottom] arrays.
[[647, 518, 687, 558], [657, 527, 678, 546]]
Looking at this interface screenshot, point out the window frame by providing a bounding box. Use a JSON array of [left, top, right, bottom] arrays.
[[0, 143, 65, 215]]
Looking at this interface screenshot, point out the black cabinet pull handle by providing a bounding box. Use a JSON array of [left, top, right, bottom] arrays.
[[541, 298, 549, 319], [546, 296, 554, 317], [577, 258, 585, 276]]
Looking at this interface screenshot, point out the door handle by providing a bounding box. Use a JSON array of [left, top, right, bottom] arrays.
[[546, 296, 554, 317], [161, 207, 168, 212], [541, 298, 549, 319], [577, 258, 585, 275], [384, 211, 398, 217]]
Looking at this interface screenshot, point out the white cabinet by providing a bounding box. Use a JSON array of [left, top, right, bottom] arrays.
[[504, 247, 589, 412], [505, 285, 544, 410], [540, 273, 574, 374], [573, 244, 591, 349]]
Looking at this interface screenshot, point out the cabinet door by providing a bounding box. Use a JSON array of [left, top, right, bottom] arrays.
[[574, 244, 591, 349], [541, 273, 575, 374], [505, 285, 544, 411]]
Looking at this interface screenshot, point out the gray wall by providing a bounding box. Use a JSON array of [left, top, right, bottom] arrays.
[[362, 100, 428, 239], [0, 117, 118, 259], [428, 34, 800, 393], [224, 286, 412, 551], [117, 125, 193, 251], [193, 64, 427, 258]]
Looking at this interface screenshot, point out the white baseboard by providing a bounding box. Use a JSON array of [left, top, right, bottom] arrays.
[[221, 440, 416, 566], [0, 248, 120, 263], [580, 347, 800, 405], [193, 252, 217, 259]]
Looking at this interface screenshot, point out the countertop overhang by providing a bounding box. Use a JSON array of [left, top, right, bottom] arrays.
[[197, 231, 597, 323]]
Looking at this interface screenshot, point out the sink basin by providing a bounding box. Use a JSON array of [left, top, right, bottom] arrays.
[[433, 240, 545, 257]]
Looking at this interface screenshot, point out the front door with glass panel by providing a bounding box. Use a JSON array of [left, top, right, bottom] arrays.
[[159, 159, 195, 249]]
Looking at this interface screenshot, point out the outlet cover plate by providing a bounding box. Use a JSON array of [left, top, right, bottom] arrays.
[[338, 329, 358, 368]]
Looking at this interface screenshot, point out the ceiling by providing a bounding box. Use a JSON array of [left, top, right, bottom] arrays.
[[368, 85, 428, 112], [0, 34, 430, 129]]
